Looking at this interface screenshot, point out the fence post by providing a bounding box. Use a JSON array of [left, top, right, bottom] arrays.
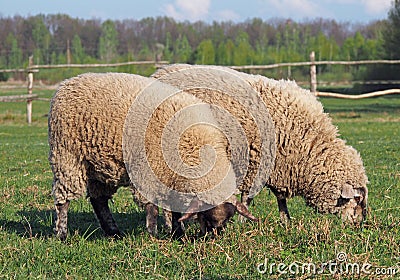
[[27, 56, 33, 124], [310, 51, 317, 94]]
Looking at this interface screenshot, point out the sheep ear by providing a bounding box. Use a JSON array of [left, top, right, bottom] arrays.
[[341, 184, 355, 199]]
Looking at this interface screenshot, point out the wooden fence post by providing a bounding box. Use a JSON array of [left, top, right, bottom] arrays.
[[310, 51, 317, 94], [27, 56, 33, 124]]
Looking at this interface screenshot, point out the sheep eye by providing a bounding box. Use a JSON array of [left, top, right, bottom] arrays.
[[336, 197, 350, 207], [354, 196, 361, 204]]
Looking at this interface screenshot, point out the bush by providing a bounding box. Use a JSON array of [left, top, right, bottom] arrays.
[[0, 72, 9, 82]]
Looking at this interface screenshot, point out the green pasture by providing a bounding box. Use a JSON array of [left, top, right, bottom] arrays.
[[0, 87, 399, 279]]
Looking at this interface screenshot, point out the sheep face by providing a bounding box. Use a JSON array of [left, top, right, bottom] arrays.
[[197, 203, 236, 235], [337, 185, 368, 226]]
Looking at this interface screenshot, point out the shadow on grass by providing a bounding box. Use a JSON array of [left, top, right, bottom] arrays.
[[0, 209, 150, 240], [322, 98, 400, 114]]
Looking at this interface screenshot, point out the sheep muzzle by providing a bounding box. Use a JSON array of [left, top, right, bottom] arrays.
[[339, 186, 367, 226]]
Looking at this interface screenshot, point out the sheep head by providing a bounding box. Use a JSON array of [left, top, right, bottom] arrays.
[[178, 196, 258, 235], [337, 184, 368, 226]]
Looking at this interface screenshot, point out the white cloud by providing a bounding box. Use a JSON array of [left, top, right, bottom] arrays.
[[259, 0, 391, 21], [164, 0, 211, 21], [362, 0, 392, 15], [164, 4, 181, 20], [266, 0, 327, 18], [325, 0, 391, 15], [217, 10, 241, 21]]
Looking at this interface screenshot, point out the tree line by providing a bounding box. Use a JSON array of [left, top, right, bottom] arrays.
[[0, 1, 399, 84]]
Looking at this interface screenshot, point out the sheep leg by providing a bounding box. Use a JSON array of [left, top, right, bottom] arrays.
[[145, 203, 159, 236], [90, 196, 121, 237], [276, 197, 290, 225], [241, 191, 254, 207], [238, 191, 253, 223], [54, 201, 70, 241], [171, 212, 184, 239], [268, 186, 291, 224], [163, 210, 173, 232]]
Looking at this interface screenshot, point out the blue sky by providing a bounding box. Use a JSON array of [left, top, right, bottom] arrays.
[[0, 0, 393, 23]]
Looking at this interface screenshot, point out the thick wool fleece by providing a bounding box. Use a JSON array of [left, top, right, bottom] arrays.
[[247, 75, 368, 214], [48, 72, 233, 207], [152, 65, 276, 198], [152, 64, 368, 215]]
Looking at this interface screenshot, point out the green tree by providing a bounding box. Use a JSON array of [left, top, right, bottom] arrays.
[[98, 20, 119, 62], [353, 32, 366, 59], [6, 33, 22, 68], [342, 32, 366, 60], [72, 34, 85, 63], [383, 0, 400, 59], [50, 51, 57, 65], [216, 39, 234, 65], [271, 32, 283, 63], [163, 32, 173, 61], [138, 42, 152, 60], [233, 31, 254, 65], [174, 35, 192, 63], [31, 16, 51, 64], [195, 39, 215, 65]]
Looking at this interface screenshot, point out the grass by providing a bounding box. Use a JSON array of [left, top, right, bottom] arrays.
[[0, 86, 399, 279]]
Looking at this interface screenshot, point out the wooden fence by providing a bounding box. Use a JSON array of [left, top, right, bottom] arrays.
[[1, 54, 400, 123], [0, 58, 168, 124], [231, 52, 400, 99]]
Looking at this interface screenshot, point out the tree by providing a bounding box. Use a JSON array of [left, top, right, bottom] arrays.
[[6, 33, 22, 68], [163, 32, 173, 61], [195, 39, 215, 65], [31, 16, 51, 64], [0, 14, 389, 80], [233, 31, 254, 65], [174, 35, 192, 63], [216, 39, 234, 65], [72, 34, 85, 63], [383, 0, 400, 59], [353, 32, 366, 59], [373, 0, 400, 81], [98, 20, 119, 62], [137, 42, 152, 60]]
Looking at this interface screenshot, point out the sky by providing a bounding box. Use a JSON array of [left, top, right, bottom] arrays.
[[0, 0, 393, 23]]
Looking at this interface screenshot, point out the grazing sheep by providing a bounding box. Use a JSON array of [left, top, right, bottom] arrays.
[[48, 72, 256, 241], [152, 64, 368, 225]]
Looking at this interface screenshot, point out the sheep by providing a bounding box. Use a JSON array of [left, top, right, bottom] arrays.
[[151, 64, 369, 226], [48, 72, 257, 241]]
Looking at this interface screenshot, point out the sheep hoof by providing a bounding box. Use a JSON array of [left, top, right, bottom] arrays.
[[279, 212, 291, 227], [237, 215, 247, 223], [58, 233, 67, 242], [147, 226, 158, 237], [104, 228, 122, 239], [54, 228, 67, 242], [171, 227, 184, 240]]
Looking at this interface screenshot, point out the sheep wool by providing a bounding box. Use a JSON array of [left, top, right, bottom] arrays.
[[247, 73, 368, 222], [48, 72, 246, 240], [152, 64, 368, 225]]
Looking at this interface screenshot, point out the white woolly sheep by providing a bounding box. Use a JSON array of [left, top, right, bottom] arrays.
[[152, 64, 369, 225], [48, 72, 256, 240]]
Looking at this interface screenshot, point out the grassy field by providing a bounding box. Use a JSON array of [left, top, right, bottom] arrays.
[[0, 86, 399, 279]]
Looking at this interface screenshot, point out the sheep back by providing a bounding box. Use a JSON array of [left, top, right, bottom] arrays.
[[49, 72, 236, 212], [152, 64, 276, 199]]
